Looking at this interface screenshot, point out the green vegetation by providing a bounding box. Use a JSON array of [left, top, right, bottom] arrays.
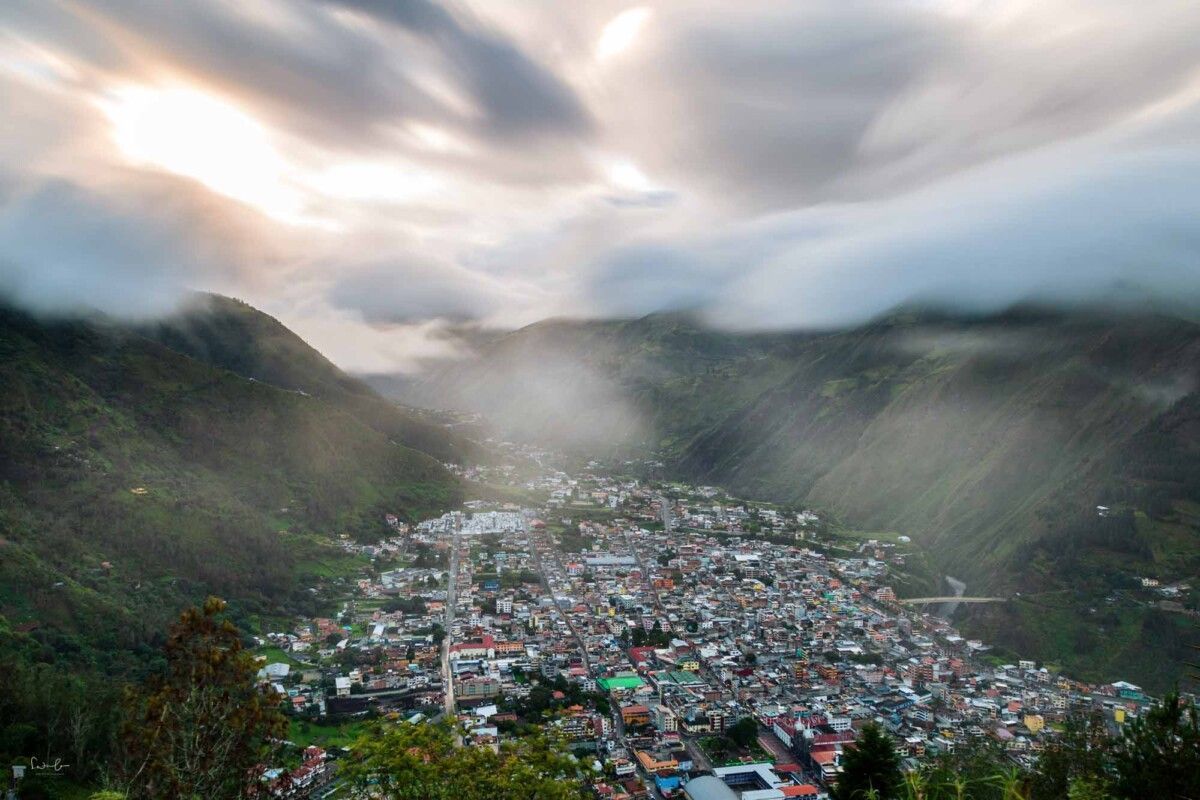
[[341, 721, 586, 800], [0, 298, 464, 792], [140, 293, 475, 465], [832, 722, 901, 800], [253, 645, 307, 668], [0, 300, 460, 671], [2, 598, 285, 799], [120, 598, 286, 800], [407, 309, 1200, 688], [698, 729, 772, 766], [288, 717, 372, 748], [832, 701, 1200, 800]]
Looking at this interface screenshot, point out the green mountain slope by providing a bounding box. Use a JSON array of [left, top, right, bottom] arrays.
[[140, 294, 474, 464], [400, 313, 804, 453], [0, 301, 461, 673], [399, 309, 1200, 689]]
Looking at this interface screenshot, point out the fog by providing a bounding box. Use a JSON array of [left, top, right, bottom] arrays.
[[3, 1, 1200, 371]]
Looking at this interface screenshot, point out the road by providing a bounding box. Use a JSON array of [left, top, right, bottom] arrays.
[[531, 524, 592, 673], [625, 527, 664, 613], [441, 525, 459, 718], [684, 737, 713, 772], [656, 494, 673, 532], [622, 495, 673, 613]]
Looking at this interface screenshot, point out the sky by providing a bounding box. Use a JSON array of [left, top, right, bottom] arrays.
[[3, 0, 1200, 372]]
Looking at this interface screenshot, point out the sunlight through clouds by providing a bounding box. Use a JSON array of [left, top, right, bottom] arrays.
[[99, 85, 307, 224], [3, 0, 1200, 370], [595, 7, 652, 62]]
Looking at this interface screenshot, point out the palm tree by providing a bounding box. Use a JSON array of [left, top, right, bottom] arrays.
[[899, 771, 928, 800], [993, 767, 1030, 800], [946, 774, 972, 800]]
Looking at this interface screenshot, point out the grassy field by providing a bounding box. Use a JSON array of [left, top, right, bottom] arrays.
[[698, 735, 773, 766], [253, 645, 309, 667], [288, 718, 373, 748]]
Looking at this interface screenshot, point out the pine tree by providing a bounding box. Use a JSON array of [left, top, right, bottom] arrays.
[[1111, 691, 1200, 800], [119, 597, 286, 799], [833, 722, 902, 800]]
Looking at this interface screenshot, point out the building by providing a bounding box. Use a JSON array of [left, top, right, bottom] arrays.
[[683, 776, 738, 800], [621, 704, 652, 726], [456, 676, 500, 701], [635, 750, 678, 774]]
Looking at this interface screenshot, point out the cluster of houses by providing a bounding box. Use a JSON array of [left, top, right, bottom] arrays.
[[253, 456, 1173, 799]]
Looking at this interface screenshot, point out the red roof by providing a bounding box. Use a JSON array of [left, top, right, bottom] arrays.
[[782, 785, 820, 797]]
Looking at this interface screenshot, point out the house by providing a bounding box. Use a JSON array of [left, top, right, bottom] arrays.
[[622, 704, 652, 727], [635, 750, 678, 774], [450, 635, 496, 660], [456, 676, 500, 701]]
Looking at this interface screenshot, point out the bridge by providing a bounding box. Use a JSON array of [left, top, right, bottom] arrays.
[[898, 596, 1007, 605]]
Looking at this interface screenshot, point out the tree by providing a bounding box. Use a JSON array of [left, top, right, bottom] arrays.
[[833, 723, 902, 800], [1110, 691, 1200, 800], [342, 721, 586, 800], [727, 717, 758, 749], [631, 626, 647, 647], [118, 597, 286, 800], [1028, 712, 1110, 800], [1067, 776, 1112, 800]]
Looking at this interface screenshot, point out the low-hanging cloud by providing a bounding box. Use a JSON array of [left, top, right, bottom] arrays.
[[3, 0, 1200, 371], [0, 172, 269, 319], [580, 134, 1200, 329]]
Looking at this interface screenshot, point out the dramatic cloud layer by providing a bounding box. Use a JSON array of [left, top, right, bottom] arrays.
[[3, 0, 1200, 369]]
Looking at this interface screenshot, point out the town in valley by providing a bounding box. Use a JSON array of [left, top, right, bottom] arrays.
[[253, 443, 1167, 800]]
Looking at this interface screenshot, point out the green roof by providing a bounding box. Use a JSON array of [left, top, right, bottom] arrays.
[[666, 671, 704, 685], [598, 675, 645, 691]]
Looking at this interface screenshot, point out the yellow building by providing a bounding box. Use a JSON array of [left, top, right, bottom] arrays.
[[636, 751, 678, 774]]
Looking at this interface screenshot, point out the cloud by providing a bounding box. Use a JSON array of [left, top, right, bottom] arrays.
[[0, 172, 272, 319], [594, 0, 1200, 212], [328, 255, 529, 324], [321, 0, 591, 139], [580, 132, 1200, 328], [3, 0, 1200, 371]]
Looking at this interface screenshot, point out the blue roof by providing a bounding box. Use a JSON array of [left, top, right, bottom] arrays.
[[655, 774, 682, 790]]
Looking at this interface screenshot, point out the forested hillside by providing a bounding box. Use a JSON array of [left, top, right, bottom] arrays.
[[141, 294, 475, 465], [397, 309, 1200, 688], [0, 299, 462, 676]]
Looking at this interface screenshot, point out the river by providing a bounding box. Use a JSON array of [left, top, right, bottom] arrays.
[[935, 575, 967, 618]]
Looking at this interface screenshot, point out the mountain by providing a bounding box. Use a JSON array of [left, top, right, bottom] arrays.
[[395, 309, 1200, 689], [140, 294, 475, 464], [394, 313, 805, 453], [0, 296, 462, 674]]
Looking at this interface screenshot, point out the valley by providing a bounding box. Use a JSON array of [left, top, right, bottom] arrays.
[[244, 443, 1174, 799], [388, 309, 1200, 690], [1, 296, 1195, 799]]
